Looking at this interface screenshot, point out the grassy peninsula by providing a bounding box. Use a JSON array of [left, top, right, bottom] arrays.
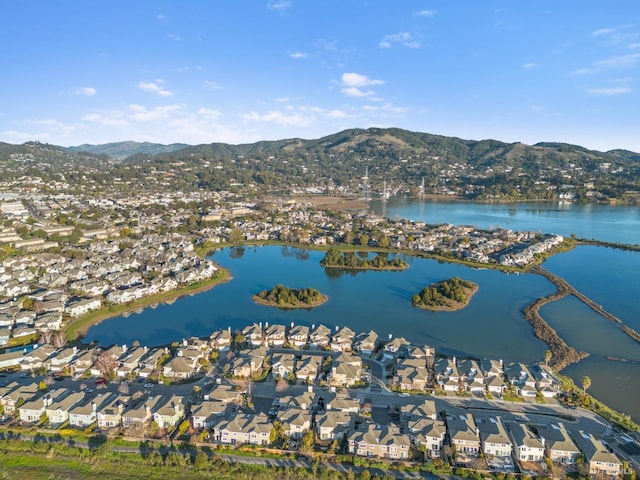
[[253, 284, 327, 309], [412, 277, 478, 311], [320, 249, 408, 270]]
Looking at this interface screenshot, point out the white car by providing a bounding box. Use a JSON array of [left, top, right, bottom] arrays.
[[144, 383, 154, 388]]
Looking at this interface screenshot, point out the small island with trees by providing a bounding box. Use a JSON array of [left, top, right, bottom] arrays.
[[253, 284, 328, 309], [412, 277, 478, 311], [320, 249, 408, 270]]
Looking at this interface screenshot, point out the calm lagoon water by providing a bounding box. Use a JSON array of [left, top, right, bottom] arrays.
[[370, 199, 640, 245], [85, 246, 552, 363]]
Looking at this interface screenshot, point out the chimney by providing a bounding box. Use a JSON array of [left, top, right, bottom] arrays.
[[388, 333, 392, 340], [453, 356, 457, 364], [311, 324, 315, 330], [228, 326, 231, 333], [335, 325, 339, 332], [475, 428, 480, 437], [122, 344, 127, 352], [291, 321, 294, 328], [259, 322, 263, 329], [92, 402, 97, 413]]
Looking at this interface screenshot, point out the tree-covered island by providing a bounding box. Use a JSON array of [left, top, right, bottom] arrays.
[[412, 277, 478, 311], [320, 249, 408, 270], [253, 284, 327, 309]]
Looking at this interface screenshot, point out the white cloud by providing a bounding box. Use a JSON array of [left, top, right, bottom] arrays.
[[571, 52, 640, 75], [137, 81, 173, 96], [586, 87, 632, 95], [267, 1, 290, 11], [156, 14, 166, 21], [413, 9, 436, 17], [595, 53, 640, 69], [339, 72, 384, 98], [325, 109, 346, 119], [341, 72, 384, 88], [379, 32, 421, 49], [204, 80, 223, 90], [83, 113, 130, 127], [129, 104, 183, 121], [522, 63, 538, 71], [167, 33, 182, 41], [75, 87, 96, 96], [242, 109, 313, 127], [196, 108, 222, 120], [289, 51, 308, 59], [593, 28, 615, 36], [341, 87, 374, 97]]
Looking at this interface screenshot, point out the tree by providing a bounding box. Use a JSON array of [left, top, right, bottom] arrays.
[[95, 350, 118, 378], [51, 332, 67, 349], [299, 429, 315, 454], [193, 451, 209, 470], [228, 228, 244, 244], [544, 350, 552, 367], [581, 376, 591, 395]]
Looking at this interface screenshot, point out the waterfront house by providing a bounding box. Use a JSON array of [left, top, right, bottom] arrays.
[[435, 357, 460, 392], [288, 324, 309, 348], [264, 323, 287, 347], [309, 324, 331, 349], [242, 322, 263, 347], [352, 330, 378, 356], [330, 326, 355, 352], [209, 328, 232, 351], [382, 337, 410, 360]]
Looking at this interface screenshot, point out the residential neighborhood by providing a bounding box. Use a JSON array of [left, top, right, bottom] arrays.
[[0, 320, 636, 478]]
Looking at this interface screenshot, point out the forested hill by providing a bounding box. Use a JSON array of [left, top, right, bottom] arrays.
[[67, 141, 189, 160], [1, 128, 639, 202], [120, 127, 640, 201]]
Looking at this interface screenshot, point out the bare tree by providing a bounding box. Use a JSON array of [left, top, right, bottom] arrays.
[[118, 382, 130, 394], [51, 332, 67, 349], [94, 350, 118, 378]]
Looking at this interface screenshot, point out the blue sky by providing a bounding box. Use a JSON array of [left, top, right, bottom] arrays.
[[1, 1, 639, 151]]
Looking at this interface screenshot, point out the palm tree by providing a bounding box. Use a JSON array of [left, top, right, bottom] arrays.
[[581, 376, 591, 395], [544, 350, 552, 367]]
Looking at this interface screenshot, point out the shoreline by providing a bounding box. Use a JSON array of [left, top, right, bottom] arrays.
[[63, 266, 232, 343]]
